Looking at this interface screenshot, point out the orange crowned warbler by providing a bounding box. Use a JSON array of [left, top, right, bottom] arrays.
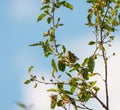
[[66, 51, 79, 63]]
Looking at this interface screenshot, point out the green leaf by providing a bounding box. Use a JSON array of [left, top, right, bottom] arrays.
[[47, 88, 57, 92], [47, 17, 52, 24], [66, 72, 72, 78], [37, 13, 47, 22], [62, 45, 66, 53], [24, 80, 30, 85], [57, 83, 64, 90], [84, 92, 91, 102], [88, 41, 96, 45], [89, 81, 96, 87], [41, 76, 45, 81], [112, 19, 119, 26], [70, 86, 76, 94], [63, 2, 73, 10], [57, 100, 63, 106], [34, 83, 38, 88], [51, 95, 57, 109], [69, 63, 80, 72], [28, 66, 34, 73], [58, 60, 66, 72], [78, 91, 91, 102], [52, 59, 58, 77], [58, 75, 61, 79], [57, 17, 60, 22], [88, 57, 95, 73], [59, 24, 64, 26], [82, 58, 89, 66], [89, 73, 97, 77], [80, 68, 89, 80], [68, 77, 78, 86], [87, 0, 97, 3], [16, 102, 27, 109], [118, 14, 120, 22], [30, 75, 36, 81], [40, 5, 50, 10], [29, 42, 42, 46], [93, 86, 100, 92]]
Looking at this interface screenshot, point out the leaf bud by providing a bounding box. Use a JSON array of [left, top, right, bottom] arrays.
[[43, 31, 49, 36], [42, 0, 46, 4]]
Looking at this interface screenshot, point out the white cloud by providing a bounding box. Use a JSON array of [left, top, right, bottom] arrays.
[[9, 0, 39, 21], [23, 84, 51, 110], [22, 75, 64, 110]]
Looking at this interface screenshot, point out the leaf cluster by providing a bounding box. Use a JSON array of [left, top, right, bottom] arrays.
[[24, 0, 120, 110]]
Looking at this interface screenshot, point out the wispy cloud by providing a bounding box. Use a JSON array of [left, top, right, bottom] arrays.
[[9, 0, 39, 21]]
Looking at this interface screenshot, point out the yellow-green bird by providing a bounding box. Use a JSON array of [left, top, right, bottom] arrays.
[[66, 51, 79, 63]]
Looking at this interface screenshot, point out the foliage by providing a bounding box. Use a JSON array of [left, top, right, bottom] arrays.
[[24, 0, 120, 110]]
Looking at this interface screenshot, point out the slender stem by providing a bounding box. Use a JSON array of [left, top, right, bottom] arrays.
[[100, 26, 109, 110], [101, 1, 110, 26], [52, 0, 55, 26], [35, 79, 69, 85], [51, 0, 59, 54], [102, 49, 109, 110], [94, 95, 107, 109], [98, 1, 110, 109]]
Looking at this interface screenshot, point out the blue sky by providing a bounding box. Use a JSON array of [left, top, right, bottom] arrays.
[[0, 0, 120, 110]]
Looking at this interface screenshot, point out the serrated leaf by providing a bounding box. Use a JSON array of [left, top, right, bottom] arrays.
[[28, 66, 34, 73], [37, 13, 47, 22], [63, 2, 73, 10]]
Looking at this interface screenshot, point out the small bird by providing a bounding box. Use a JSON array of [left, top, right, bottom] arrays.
[[66, 51, 79, 63]]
